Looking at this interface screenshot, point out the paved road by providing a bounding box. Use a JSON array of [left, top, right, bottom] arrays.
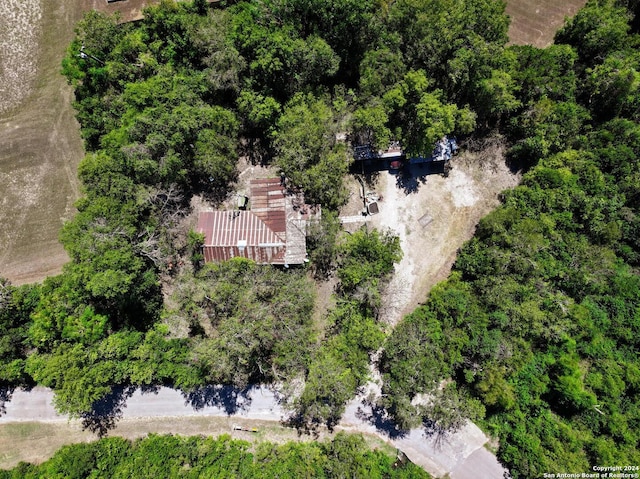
[[0, 386, 507, 478]]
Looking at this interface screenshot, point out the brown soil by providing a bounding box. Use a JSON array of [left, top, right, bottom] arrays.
[[0, 0, 87, 285], [505, 0, 587, 47]]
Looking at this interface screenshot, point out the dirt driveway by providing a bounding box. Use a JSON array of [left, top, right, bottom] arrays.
[[363, 140, 520, 326]]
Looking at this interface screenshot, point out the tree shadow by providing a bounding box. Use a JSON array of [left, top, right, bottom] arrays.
[[139, 384, 161, 395], [196, 179, 238, 206], [182, 385, 253, 415], [422, 418, 460, 451], [0, 383, 34, 418], [354, 402, 409, 439], [350, 159, 390, 176], [394, 162, 447, 194], [282, 409, 330, 438], [238, 137, 272, 167], [81, 385, 136, 437], [364, 171, 380, 188], [0, 385, 15, 417]]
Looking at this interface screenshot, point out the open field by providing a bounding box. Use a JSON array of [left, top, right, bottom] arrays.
[[0, 0, 85, 285], [505, 0, 587, 47], [0, 0, 42, 114]]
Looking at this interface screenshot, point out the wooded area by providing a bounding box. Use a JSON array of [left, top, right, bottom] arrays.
[[380, 0, 640, 476], [0, 0, 639, 476]]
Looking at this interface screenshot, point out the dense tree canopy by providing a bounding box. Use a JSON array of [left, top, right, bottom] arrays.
[[2, 0, 639, 476], [380, 1, 640, 476], [0, 280, 38, 386], [170, 259, 316, 387]]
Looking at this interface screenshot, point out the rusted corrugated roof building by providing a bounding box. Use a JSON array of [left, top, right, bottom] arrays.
[[197, 178, 319, 265]]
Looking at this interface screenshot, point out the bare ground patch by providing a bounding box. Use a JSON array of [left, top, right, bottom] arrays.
[[505, 0, 586, 47], [364, 138, 520, 326], [0, 0, 43, 114]]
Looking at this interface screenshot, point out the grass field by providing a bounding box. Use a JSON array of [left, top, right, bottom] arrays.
[[0, 417, 396, 469], [505, 0, 587, 47]]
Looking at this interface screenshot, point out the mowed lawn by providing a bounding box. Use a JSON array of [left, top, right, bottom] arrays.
[[506, 0, 587, 47]]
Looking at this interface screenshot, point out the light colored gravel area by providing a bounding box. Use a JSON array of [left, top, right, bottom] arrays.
[[373, 143, 520, 326]]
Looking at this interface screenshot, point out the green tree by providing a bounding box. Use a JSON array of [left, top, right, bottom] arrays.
[[555, 0, 632, 64], [475, 69, 521, 124], [352, 104, 392, 151], [273, 93, 350, 208], [0, 280, 39, 384], [359, 47, 407, 99], [170, 259, 316, 388], [337, 228, 402, 294], [584, 52, 640, 120], [306, 210, 341, 278], [383, 70, 475, 156], [388, 0, 509, 100]]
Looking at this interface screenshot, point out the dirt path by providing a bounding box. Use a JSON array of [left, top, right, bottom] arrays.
[[371, 142, 520, 326], [0, 386, 507, 478]]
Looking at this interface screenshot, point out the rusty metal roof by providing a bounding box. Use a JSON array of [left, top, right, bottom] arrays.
[[196, 178, 319, 265], [197, 211, 285, 247], [250, 178, 287, 237]]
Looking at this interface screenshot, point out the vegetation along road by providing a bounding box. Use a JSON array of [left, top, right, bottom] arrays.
[[0, 386, 506, 479]]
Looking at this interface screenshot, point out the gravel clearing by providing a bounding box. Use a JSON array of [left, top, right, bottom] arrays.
[[369, 140, 521, 326]]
